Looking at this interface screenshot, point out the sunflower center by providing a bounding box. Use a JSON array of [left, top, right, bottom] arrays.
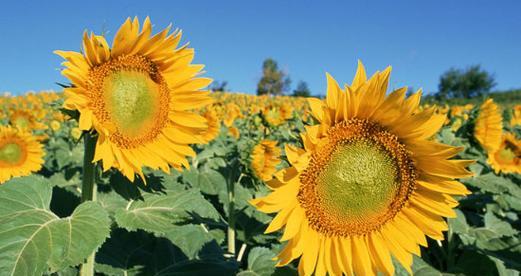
[[299, 119, 416, 237], [0, 142, 24, 165], [498, 148, 515, 162], [87, 55, 170, 148], [316, 140, 399, 220], [13, 116, 30, 129], [104, 70, 159, 137], [497, 140, 520, 163]]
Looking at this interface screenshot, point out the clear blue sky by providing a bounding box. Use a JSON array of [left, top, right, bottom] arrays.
[[1, 0, 520, 96]]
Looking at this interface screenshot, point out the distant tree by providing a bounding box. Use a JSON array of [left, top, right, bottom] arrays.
[[292, 81, 311, 97], [257, 58, 291, 96], [437, 65, 496, 99], [210, 81, 229, 92]]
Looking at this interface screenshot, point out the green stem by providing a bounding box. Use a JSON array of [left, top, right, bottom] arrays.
[[226, 173, 245, 256], [80, 132, 97, 276], [226, 179, 236, 255]]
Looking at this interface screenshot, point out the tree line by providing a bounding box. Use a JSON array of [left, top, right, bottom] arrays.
[[211, 58, 509, 100]]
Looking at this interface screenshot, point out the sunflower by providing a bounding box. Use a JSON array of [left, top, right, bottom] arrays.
[[510, 105, 521, 127], [251, 61, 473, 275], [474, 99, 503, 152], [9, 109, 47, 131], [251, 140, 281, 181], [223, 103, 241, 127], [0, 126, 44, 183], [451, 118, 462, 132], [280, 103, 294, 120], [488, 133, 521, 174], [71, 127, 82, 140], [228, 126, 240, 139], [50, 120, 61, 132], [201, 106, 221, 143], [55, 17, 212, 181], [264, 107, 284, 126]]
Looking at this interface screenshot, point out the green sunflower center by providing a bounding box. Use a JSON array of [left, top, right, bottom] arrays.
[[104, 70, 159, 137], [88, 55, 171, 148], [14, 117, 29, 129], [298, 119, 416, 237], [0, 143, 23, 164], [316, 140, 399, 220], [498, 147, 515, 162]]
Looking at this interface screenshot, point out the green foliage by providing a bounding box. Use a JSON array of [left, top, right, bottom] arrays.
[[437, 65, 496, 99], [424, 88, 521, 107], [257, 58, 291, 96], [0, 176, 110, 276], [113, 183, 221, 234], [238, 247, 277, 276]]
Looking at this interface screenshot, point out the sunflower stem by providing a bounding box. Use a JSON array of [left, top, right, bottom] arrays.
[[226, 179, 236, 255], [80, 132, 98, 276]]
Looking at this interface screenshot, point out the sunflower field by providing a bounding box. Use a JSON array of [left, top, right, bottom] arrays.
[[1, 17, 521, 276]]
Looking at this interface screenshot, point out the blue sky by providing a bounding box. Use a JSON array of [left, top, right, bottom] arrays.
[[1, 0, 520, 96]]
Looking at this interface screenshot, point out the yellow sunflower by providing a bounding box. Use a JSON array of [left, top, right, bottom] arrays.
[[0, 126, 45, 183], [488, 133, 521, 174], [9, 109, 47, 131], [55, 17, 212, 181], [510, 105, 521, 127], [223, 103, 241, 127], [280, 103, 294, 120], [201, 106, 221, 143], [228, 126, 240, 139], [251, 140, 281, 181], [474, 99, 502, 152], [251, 61, 473, 276]]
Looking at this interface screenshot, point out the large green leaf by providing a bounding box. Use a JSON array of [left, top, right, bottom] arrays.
[[0, 176, 110, 276], [163, 224, 223, 259], [464, 173, 521, 198], [114, 186, 220, 234], [484, 211, 518, 237], [181, 169, 227, 196], [237, 247, 277, 276]]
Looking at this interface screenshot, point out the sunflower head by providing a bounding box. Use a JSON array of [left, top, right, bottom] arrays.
[[251, 140, 282, 181], [0, 126, 45, 183], [510, 105, 521, 127], [201, 106, 221, 143], [488, 132, 521, 174], [223, 103, 241, 127], [55, 17, 213, 181], [474, 99, 503, 152], [228, 126, 240, 139], [251, 61, 473, 276], [9, 109, 47, 131]]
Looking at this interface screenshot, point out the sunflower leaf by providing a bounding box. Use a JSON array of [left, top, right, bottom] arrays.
[[181, 168, 227, 196], [0, 175, 110, 276], [237, 247, 277, 276], [114, 185, 220, 234]]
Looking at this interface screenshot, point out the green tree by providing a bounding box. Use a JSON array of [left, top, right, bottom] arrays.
[[437, 65, 496, 99], [257, 58, 291, 96], [292, 81, 311, 97]]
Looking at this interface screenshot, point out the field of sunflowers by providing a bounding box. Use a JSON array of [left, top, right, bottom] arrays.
[[1, 17, 520, 276]]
